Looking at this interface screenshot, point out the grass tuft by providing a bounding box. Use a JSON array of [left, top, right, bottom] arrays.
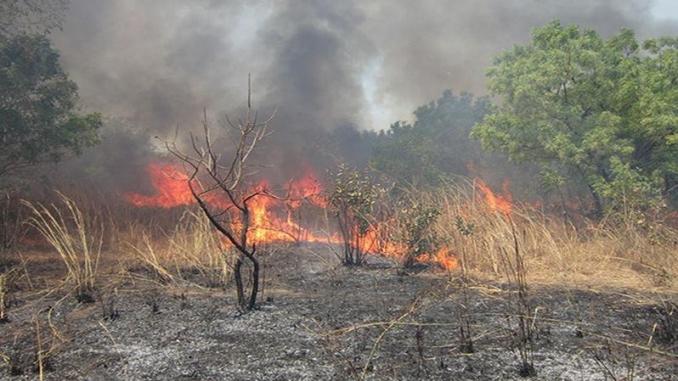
[[23, 193, 102, 302]]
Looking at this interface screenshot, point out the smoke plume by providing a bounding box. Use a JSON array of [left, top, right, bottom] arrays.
[[47, 0, 677, 190]]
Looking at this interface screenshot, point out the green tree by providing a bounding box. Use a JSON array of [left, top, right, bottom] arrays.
[[472, 21, 677, 214], [0, 34, 101, 183], [0, 0, 68, 38], [371, 90, 489, 185]]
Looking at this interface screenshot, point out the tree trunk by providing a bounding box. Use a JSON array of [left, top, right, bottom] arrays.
[[247, 255, 259, 310], [587, 183, 604, 217], [233, 256, 246, 309]]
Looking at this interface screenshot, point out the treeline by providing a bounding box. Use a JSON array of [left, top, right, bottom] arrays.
[[353, 21, 677, 218]]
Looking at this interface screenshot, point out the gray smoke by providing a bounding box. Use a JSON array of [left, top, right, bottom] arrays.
[[47, 0, 677, 189], [52, 0, 676, 133]]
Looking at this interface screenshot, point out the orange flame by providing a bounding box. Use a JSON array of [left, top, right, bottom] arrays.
[[415, 247, 458, 271], [433, 247, 458, 271], [125, 162, 334, 245], [286, 169, 328, 208], [124, 161, 457, 271], [475, 178, 512, 215], [124, 163, 194, 208]]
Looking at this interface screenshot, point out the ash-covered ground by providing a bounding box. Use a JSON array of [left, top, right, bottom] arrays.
[[1, 246, 676, 380]]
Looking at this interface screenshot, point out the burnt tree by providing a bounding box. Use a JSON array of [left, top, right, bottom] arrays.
[[168, 81, 273, 311]]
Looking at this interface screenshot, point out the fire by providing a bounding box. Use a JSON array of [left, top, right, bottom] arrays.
[[126, 162, 333, 245], [356, 228, 403, 257], [124, 161, 457, 271], [475, 178, 512, 215], [124, 163, 194, 208], [286, 169, 328, 208], [358, 229, 457, 271], [433, 247, 458, 271], [415, 247, 458, 271]]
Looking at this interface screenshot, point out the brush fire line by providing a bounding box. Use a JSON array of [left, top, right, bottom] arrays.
[[123, 162, 467, 270]]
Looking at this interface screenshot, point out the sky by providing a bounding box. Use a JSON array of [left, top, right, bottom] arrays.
[[651, 0, 678, 20]]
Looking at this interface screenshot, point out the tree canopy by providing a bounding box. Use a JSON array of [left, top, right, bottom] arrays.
[[370, 90, 490, 185], [472, 21, 677, 213], [0, 0, 68, 39], [0, 34, 101, 182]]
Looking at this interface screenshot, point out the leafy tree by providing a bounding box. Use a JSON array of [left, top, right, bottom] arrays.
[[472, 21, 677, 214], [370, 90, 489, 185], [0, 0, 68, 38], [0, 34, 101, 184]]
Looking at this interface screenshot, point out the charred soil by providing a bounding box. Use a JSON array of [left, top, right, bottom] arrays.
[[0, 247, 676, 380]]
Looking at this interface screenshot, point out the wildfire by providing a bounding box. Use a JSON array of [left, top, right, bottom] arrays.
[[125, 162, 334, 245], [124, 163, 194, 208], [356, 229, 457, 271], [434, 247, 458, 271], [416, 247, 458, 271], [124, 161, 457, 271], [286, 170, 328, 208], [475, 178, 512, 215]]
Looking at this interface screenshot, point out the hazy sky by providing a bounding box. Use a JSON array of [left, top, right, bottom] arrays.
[[53, 1, 678, 133], [651, 0, 678, 20]]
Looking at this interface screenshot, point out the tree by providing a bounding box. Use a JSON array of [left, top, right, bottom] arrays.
[[0, 0, 68, 39], [0, 34, 101, 184], [472, 21, 677, 215], [370, 90, 489, 185], [168, 82, 273, 312]]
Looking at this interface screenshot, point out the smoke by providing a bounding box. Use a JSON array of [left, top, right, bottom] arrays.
[[52, 0, 676, 131], [46, 0, 677, 190]]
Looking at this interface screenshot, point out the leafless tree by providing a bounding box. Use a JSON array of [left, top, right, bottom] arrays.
[[167, 78, 274, 311]]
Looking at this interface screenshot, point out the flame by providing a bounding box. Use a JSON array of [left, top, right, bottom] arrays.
[[126, 162, 333, 244], [358, 228, 457, 271], [433, 247, 458, 271], [475, 178, 512, 215], [124, 161, 457, 271], [124, 163, 194, 208], [286, 169, 328, 208], [415, 247, 458, 271]]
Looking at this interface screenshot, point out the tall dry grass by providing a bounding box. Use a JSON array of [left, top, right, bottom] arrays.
[[0, 268, 15, 322], [384, 181, 677, 288], [23, 193, 102, 301], [124, 210, 232, 287]]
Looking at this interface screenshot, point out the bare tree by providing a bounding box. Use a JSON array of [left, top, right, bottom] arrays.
[[168, 78, 273, 311]]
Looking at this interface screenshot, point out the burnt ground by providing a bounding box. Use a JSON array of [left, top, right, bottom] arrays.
[[1, 246, 677, 380]]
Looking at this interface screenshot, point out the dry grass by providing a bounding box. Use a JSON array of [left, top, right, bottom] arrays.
[[0, 268, 15, 322], [124, 210, 232, 287], [13, 181, 677, 295], [2, 186, 676, 379], [382, 181, 677, 290], [22, 193, 102, 301]]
